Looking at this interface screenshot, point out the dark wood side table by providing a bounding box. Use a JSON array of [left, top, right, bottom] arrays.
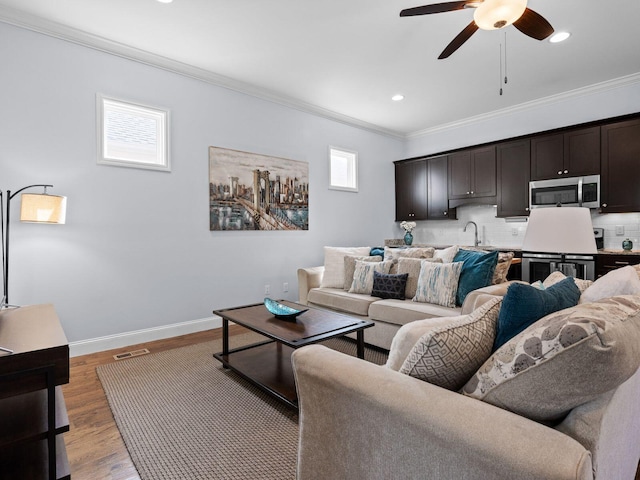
[[0, 304, 70, 480], [213, 300, 373, 409]]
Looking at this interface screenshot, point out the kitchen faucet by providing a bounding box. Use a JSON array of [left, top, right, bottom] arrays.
[[464, 221, 480, 247]]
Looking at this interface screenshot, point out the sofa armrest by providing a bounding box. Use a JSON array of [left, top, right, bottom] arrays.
[[297, 266, 324, 305], [292, 345, 592, 480]]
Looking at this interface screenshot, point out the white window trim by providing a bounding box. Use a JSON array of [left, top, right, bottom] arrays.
[[329, 146, 358, 193], [97, 94, 171, 172]]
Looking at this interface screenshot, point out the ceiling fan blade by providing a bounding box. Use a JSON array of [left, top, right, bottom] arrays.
[[513, 8, 554, 40], [438, 21, 479, 59], [400, 1, 474, 17]]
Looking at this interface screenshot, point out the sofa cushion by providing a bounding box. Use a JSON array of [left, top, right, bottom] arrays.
[[453, 249, 499, 307], [397, 257, 443, 299], [399, 297, 503, 390], [307, 287, 377, 317], [384, 246, 435, 274], [371, 271, 408, 300], [433, 245, 459, 263], [320, 246, 371, 288], [580, 266, 640, 303], [369, 298, 462, 328], [493, 277, 581, 351], [413, 261, 463, 308], [462, 295, 640, 423], [349, 260, 393, 294], [343, 255, 382, 290]]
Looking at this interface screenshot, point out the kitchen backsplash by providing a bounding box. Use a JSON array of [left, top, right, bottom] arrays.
[[402, 205, 640, 250]]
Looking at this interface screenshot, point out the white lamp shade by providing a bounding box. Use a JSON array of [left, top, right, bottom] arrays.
[[473, 0, 527, 30], [522, 207, 597, 254], [20, 193, 67, 224]]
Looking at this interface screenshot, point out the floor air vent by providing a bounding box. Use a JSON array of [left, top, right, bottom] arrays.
[[113, 348, 150, 360]]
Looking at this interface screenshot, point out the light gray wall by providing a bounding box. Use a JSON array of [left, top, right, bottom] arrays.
[[1, 22, 402, 342]]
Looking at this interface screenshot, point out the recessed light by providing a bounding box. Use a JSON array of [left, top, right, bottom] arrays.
[[392, 94, 405, 102], [549, 32, 570, 43], [157, 0, 173, 3]]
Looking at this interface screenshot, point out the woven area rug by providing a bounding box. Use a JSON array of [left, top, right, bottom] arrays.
[[97, 333, 388, 480]]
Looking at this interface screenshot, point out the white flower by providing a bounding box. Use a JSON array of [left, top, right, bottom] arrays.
[[400, 221, 416, 233]]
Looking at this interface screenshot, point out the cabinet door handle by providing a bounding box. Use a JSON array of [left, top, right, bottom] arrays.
[[525, 207, 530, 211], [564, 170, 568, 174], [558, 171, 562, 175], [466, 191, 470, 195], [470, 191, 474, 195], [614, 261, 630, 265], [602, 203, 608, 208], [443, 211, 448, 216]]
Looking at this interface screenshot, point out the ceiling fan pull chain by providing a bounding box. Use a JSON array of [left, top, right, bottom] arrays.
[[504, 31, 508, 85], [499, 42, 503, 95]]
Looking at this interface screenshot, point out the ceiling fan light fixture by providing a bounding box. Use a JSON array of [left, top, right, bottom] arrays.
[[392, 94, 405, 102], [473, 0, 527, 30]]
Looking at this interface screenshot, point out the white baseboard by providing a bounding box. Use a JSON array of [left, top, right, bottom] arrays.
[[69, 315, 222, 357]]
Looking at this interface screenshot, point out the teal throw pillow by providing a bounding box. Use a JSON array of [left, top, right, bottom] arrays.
[[371, 271, 409, 300], [493, 276, 581, 351], [370, 247, 385, 258], [453, 249, 499, 307]]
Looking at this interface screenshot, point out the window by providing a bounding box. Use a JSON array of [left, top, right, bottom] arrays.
[[329, 147, 358, 192], [97, 94, 170, 172]]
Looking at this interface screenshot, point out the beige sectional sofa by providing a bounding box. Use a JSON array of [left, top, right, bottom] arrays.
[[297, 245, 516, 350], [293, 267, 640, 479]]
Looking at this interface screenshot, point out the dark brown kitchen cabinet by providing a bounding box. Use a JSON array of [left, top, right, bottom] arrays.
[[596, 253, 640, 278], [395, 159, 428, 221], [497, 139, 531, 217], [530, 126, 600, 180], [601, 118, 640, 213], [427, 155, 456, 220], [448, 146, 496, 204]]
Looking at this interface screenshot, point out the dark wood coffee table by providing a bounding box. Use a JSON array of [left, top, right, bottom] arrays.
[[213, 300, 373, 409]]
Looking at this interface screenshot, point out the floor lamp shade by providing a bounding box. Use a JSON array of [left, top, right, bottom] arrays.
[[20, 193, 67, 224]]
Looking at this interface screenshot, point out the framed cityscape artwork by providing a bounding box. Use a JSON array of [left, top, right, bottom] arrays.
[[209, 146, 309, 231]]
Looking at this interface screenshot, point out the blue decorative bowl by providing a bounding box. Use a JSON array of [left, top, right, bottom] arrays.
[[264, 298, 308, 320]]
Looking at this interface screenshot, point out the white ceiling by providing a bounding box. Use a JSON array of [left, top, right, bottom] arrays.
[[1, 0, 639, 137]]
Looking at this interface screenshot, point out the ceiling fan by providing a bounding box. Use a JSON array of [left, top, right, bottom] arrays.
[[400, 0, 554, 59]]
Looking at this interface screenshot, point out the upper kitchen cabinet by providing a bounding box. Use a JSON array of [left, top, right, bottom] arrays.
[[530, 126, 600, 180], [395, 159, 428, 221], [427, 155, 456, 220], [497, 139, 531, 218], [601, 118, 640, 213], [448, 146, 496, 207]]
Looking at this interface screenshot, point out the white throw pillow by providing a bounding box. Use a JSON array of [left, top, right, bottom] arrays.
[[433, 245, 459, 264], [320, 246, 371, 288], [348, 260, 393, 294], [413, 260, 463, 308], [580, 266, 640, 303]]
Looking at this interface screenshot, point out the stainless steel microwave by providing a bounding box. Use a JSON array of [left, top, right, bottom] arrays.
[[529, 175, 600, 209]]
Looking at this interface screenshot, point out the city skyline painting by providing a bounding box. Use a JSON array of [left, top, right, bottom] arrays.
[[209, 146, 309, 231]]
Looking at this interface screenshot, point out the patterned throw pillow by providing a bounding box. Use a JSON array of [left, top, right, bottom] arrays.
[[493, 276, 580, 351], [397, 257, 443, 299], [348, 260, 393, 295], [462, 295, 640, 422], [371, 271, 409, 300], [320, 246, 371, 288], [343, 255, 383, 290], [400, 297, 503, 390], [492, 251, 514, 284], [384, 246, 436, 274], [413, 261, 463, 308]]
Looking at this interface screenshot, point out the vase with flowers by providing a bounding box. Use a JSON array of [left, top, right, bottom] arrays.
[[400, 221, 416, 246]]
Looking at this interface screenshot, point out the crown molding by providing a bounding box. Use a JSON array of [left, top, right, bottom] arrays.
[[0, 5, 405, 140], [407, 72, 640, 139]]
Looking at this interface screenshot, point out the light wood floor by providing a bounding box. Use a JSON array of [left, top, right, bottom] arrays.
[[61, 325, 248, 480], [62, 326, 640, 480]]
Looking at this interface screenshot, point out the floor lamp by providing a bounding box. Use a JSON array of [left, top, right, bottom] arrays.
[[1, 184, 67, 311]]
